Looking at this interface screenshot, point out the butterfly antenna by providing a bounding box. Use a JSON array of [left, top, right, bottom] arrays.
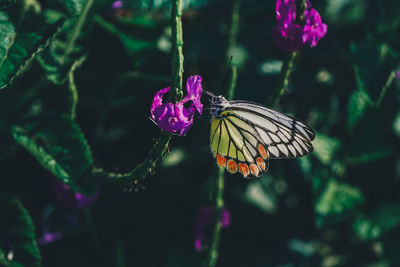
[[203, 90, 216, 98]]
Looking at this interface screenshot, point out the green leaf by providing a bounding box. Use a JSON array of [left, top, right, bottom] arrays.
[[0, 193, 41, 267], [0, 11, 63, 89], [93, 15, 156, 56], [11, 114, 96, 195], [354, 202, 400, 241], [315, 179, 365, 226], [64, 0, 87, 16], [347, 88, 373, 132], [312, 133, 341, 165]]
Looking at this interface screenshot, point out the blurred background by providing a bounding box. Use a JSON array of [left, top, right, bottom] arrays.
[[0, 0, 400, 266]]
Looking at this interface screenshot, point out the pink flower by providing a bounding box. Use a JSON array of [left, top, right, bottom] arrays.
[[150, 75, 203, 136], [272, 0, 327, 52], [194, 205, 231, 252]]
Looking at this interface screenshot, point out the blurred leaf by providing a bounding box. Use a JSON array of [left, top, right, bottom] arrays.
[[325, 0, 366, 25], [350, 42, 400, 103], [315, 179, 365, 225], [313, 133, 341, 165], [93, 15, 156, 56], [244, 176, 277, 214], [343, 149, 393, 166], [0, 0, 16, 9], [0, 192, 41, 267], [0, 12, 63, 89], [64, 0, 87, 16], [11, 114, 95, 195], [393, 112, 400, 138], [161, 148, 186, 168], [354, 202, 400, 241], [37, 39, 86, 85], [347, 88, 373, 132]]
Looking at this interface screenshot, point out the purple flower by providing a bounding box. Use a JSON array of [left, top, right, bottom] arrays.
[[37, 231, 63, 246], [52, 181, 100, 210], [396, 69, 400, 80], [272, 23, 304, 52], [194, 205, 230, 252], [111, 0, 123, 9], [276, 0, 296, 25], [150, 75, 203, 136], [272, 0, 327, 52], [302, 8, 328, 47]]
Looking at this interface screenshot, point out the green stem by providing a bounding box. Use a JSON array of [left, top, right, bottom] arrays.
[[270, 0, 307, 106], [227, 66, 238, 101], [375, 67, 398, 107], [91, 0, 184, 184], [93, 131, 172, 183], [271, 51, 299, 106], [216, 0, 240, 93], [169, 0, 184, 102], [115, 241, 126, 267], [207, 168, 225, 267], [206, 4, 239, 266], [67, 56, 86, 120], [60, 0, 95, 65]]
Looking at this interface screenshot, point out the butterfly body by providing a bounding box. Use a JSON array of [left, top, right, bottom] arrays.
[[209, 95, 315, 178]]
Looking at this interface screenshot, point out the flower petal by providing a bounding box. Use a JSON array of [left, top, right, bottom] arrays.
[[182, 75, 203, 115], [150, 87, 170, 116]]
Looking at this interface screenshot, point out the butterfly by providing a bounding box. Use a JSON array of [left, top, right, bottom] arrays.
[[208, 93, 315, 178]]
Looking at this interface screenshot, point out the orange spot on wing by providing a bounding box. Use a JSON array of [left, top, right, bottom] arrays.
[[238, 163, 250, 178], [226, 159, 238, 174], [249, 163, 260, 176], [256, 157, 266, 171], [258, 144, 268, 159], [217, 154, 227, 168]]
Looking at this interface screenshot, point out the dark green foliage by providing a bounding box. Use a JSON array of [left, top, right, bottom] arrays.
[[354, 202, 400, 241], [0, 193, 41, 267], [0, 0, 399, 267], [11, 114, 95, 195], [0, 11, 63, 89]]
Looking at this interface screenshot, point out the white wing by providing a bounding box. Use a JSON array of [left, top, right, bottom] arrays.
[[226, 100, 314, 159]]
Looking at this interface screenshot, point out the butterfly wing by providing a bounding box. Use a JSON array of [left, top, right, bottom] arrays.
[[210, 111, 269, 178], [226, 100, 314, 159], [210, 99, 314, 178]]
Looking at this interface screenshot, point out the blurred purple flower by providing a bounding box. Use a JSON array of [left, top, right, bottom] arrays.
[[302, 8, 328, 47], [194, 205, 230, 252], [52, 181, 100, 210], [111, 0, 123, 9], [272, 23, 304, 52], [150, 75, 203, 136], [276, 0, 296, 25], [396, 69, 400, 80], [37, 231, 63, 246], [272, 0, 327, 52]]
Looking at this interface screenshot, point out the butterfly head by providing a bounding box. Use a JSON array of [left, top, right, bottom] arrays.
[[204, 91, 229, 119]]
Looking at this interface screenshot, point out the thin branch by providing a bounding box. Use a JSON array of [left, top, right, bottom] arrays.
[[206, 1, 240, 266], [169, 0, 184, 102], [92, 0, 184, 184], [60, 0, 95, 65], [216, 0, 240, 93], [270, 51, 299, 106], [269, 0, 307, 106], [375, 67, 398, 107], [207, 168, 226, 267], [67, 56, 87, 120]]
